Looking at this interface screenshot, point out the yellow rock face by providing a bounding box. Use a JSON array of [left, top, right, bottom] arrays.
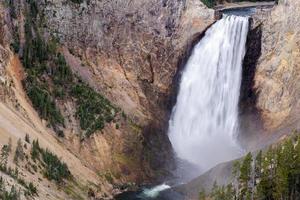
[[254, 0, 300, 131]]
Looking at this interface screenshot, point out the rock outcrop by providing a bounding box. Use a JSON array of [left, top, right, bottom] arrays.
[[254, 0, 300, 131]]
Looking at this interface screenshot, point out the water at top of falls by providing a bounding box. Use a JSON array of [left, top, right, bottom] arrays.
[[168, 15, 249, 172]]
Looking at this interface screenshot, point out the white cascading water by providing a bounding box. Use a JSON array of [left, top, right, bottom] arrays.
[[141, 184, 171, 198], [168, 15, 249, 172]]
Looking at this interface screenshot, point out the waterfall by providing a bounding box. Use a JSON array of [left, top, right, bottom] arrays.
[[168, 15, 249, 172], [140, 184, 171, 198]]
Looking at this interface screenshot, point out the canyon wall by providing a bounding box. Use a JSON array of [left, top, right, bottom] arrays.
[[37, 0, 214, 182], [254, 0, 300, 131], [43, 0, 214, 124], [0, 0, 214, 198]]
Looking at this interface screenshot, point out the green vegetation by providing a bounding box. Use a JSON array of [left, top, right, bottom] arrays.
[[200, 0, 276, 8], [201, 0, 216, 8], [13, 139, 25, 165], [20, 0, 117, 138], [26, 82, 64, 127], [0, 141, 38, 198], [30, 139, 40, 161], [210, 182, 235, 200], [0, 140, 11, 168], [71, 82, 116, 138], [42, 149, 71, 183], [201, 132, 300, 199], [25, 134, 30, 144], [0, 180, 20, 200], [30, 139, 71, 183], [22, 16, 65, 130], [70, 0, 84, 4]]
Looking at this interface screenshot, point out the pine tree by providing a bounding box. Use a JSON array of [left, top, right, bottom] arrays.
[[274, 139, 294, 199], [232, 160, 240, 198], [0, 176, 4, 194], [31, 139, 40, 161], [8, 185, 20, 200], [25, 134, 30, 143], [257, 147, 275, 200], [255, 150, 262, 180], [239, 152, 253, 198], [0, 144, 11, 168], [14, 139, 25, 165], [199, 189, 206, 200], [293, 135, 300, 198], [224, 184, 235, 200], [211, 181, 219, 199]]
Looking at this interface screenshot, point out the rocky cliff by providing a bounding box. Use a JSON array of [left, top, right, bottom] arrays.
[[0, 0, 214, 199], [39, 0, 214, 183], [238, 0, 300, 150], [43, 0, 214, 124], [254, 0, 300, 132]]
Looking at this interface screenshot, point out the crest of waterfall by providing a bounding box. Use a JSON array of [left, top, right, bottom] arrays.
[[168, 15, 249, 172]]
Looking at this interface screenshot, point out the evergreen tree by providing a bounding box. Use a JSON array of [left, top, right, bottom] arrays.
[[199, 189, 206, 200], [274, 139, 294, 199], [209, 133, 300, 200], [255, 150, 262, 180], [0, 176, 4, 194], [292, 136, 300, 198], [232, 160, 240, 197], [256, 147, 275, 200], [224, 184, 235, 200], [0, 144, 11, 168], [31, 139, 40, 161], [239, 152, 253, 198], [25, 134, 30, 143], [14, 139, 25, 165]]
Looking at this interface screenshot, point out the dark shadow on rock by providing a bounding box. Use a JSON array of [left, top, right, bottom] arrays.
[[238, 19, 264, 149], [141, 121, 175, 181]]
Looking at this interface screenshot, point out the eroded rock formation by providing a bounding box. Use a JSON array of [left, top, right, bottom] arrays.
[[254, 0, 300, 131]]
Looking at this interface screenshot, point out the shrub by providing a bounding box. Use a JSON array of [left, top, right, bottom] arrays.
[[26, 182, 38, 196], [201, 0, 216, 8], [71, 82, 116, 137], [30, 140, 71, 183], [30, 140, 40, 161], [25, 134, 30, 143], [26, 82, 64, 128], [14, 139, 25, 165], [41, 149, 71, 183], [70, 0, 84, 4]]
